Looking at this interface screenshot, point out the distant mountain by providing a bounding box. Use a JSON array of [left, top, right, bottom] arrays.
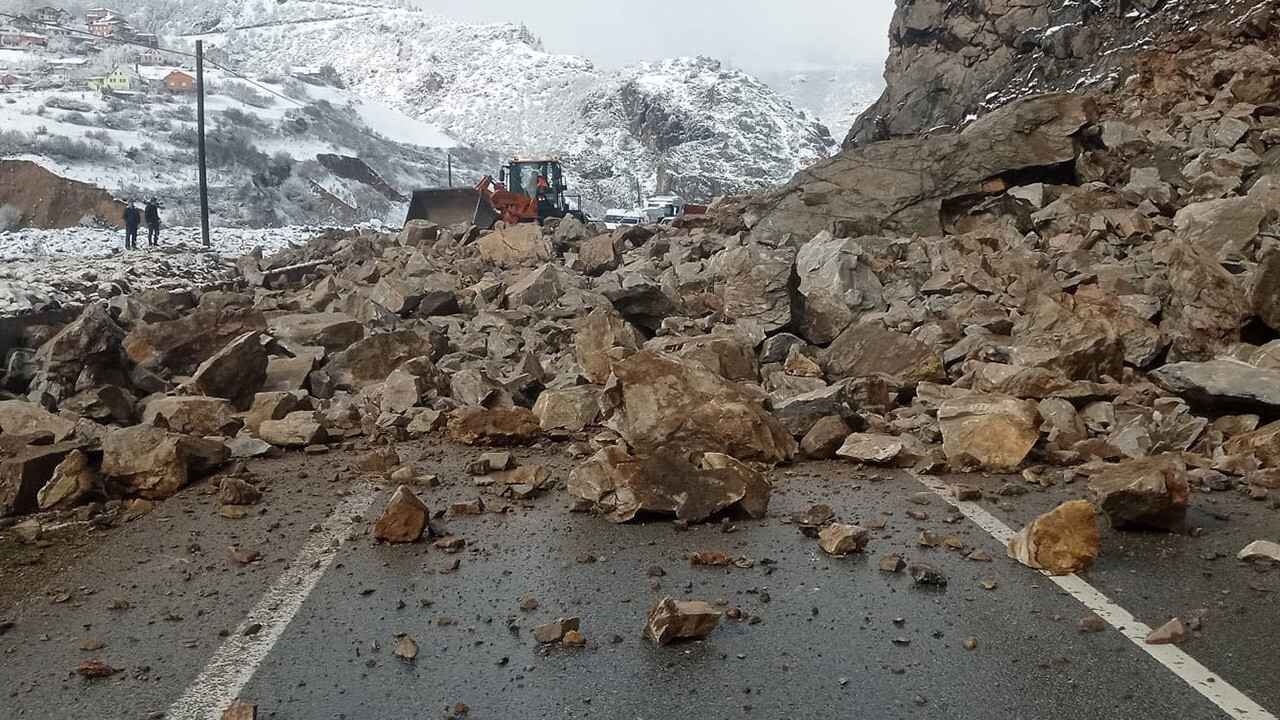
[[754, 66, 885, 141], [1, 0, 836, 223], [166, 0, 836, 207]]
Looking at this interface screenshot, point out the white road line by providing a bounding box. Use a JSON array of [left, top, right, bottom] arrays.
[[913, 473, 1278, 720], [166, 485, 379, 720]]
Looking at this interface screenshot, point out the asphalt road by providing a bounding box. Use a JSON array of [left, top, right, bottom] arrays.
[[0, 441, 1276, 720]]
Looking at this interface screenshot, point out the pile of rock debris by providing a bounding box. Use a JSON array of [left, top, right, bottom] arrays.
[[4, 10, 1280, 578]]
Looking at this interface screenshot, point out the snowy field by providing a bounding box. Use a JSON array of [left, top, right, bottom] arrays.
[[0, 225, 339, 316]]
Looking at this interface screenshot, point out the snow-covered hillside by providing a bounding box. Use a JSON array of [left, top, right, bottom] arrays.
[[755, 66, 885, 140], [170, 0, 835, 205], [2, 0, 838, 223], [0, 46, 499, 226]]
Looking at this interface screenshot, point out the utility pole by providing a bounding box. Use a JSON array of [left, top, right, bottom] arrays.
[[447, 153, 453, 188], [196, 40, 210, 247]]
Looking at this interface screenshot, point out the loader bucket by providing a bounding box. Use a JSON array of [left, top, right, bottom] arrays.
[[405, 188, 499, 229]]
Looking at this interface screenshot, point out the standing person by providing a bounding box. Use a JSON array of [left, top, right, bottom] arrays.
[[144, 197, 162, 246], [122, 201, 141, 250]]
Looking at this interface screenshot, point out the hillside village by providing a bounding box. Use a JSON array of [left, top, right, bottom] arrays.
[[3, 5, 266, 95]]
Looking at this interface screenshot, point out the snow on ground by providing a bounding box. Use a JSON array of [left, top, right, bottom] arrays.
[[306, 84, 459, 149], [0, 225, 336, 316]]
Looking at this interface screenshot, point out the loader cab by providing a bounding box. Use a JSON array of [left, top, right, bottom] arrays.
[[503, 159, 564, 199]]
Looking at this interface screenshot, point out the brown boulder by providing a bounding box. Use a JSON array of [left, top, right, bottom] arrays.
[[101, 426, 229, 500], [186, 332, 268, 410], [1007, 500, 1099, 575], [574, 306, 643, 384], [267, 312, 364, 352], [819, 523, 869, 556], [707, 243, 794, 332], [531, 386, 602, 432], [938, 394, 1040, 471], [836, 433, 904, 465], [753, 94, 1096, 239], [476, 223, 552, 264], [1087, 456, 1189, 532], [800, 415, 851, 459], [35, 303, 127, 381], [579, 234, 624, 276], [373, 485, 429, 543], [821, 322, 944, 386], [36, 449, 95, 510], [142, 396, 240, 436], [0, 400, 77, 441], [602, 351, 795, 463], [256, 411, 328, 448], [325, 331, 432, 389], [644, 596, 721, 645], [0, 441, 78, 516], [447, 407, 541, 446], [126, 306, 266, 375], [567, 446, 770, 523]]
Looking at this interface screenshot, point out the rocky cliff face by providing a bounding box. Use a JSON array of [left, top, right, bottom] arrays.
[[846, 0, 1271, 148]]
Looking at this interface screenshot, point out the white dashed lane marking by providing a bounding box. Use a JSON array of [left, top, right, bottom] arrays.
[[165, 485, 378, 720]]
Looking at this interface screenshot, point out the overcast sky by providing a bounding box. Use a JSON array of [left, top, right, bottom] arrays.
[[409, 0, 896, 73]]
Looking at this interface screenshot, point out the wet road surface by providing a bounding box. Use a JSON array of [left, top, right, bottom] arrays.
[[1, 440, 1276, 720]]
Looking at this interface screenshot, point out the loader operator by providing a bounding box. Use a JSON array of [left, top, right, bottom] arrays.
[[534, 171, 552, 218]]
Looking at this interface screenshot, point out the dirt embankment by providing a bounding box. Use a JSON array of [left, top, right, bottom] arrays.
[[0, 160, 124, 229]]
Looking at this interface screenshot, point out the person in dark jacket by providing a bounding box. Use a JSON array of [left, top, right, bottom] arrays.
[[144, 197, 162, 246], [123, 201, 141, 250]]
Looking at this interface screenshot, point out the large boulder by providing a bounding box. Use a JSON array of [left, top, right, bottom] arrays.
[[1008, 500, 1099, 576], [142, 396, 240, 436], [267, 312, 364, 352], [325, 331, 432, 389], [1152, 359, 1280, 414], [645, 596, 721, 645], [602, 351, 796, 463], [1156, 241, 1248, 362], [793, 232, 887, 344], [771, 383, 855, 437], [0, 441, 78, 516], [654, 333, 759, 382], [568, 446, 770, 523], [1087, 456, 1189, 532], [751, 94, 1096, 239], [34, 303, 127, 382], [532, 386, 602, 433], [573, 306, 645, 384], [579, 234, 624, 276], [125, 306, 266, 375], [36, 448, 95, 511], [938, 394, 1040, 471], [1252, 247, 1280, 334], [1224, 420, 1280, 468], [256, 411, 327, 448], [100, 425, 229, 500], [186, 331, 268, 410], [447, 407, 541, 446], [476, 224, 552, 264], [505, 263, 566, 308], [0, 400, 77, 441], [1007, 321, 1125, 382], [379, 357, 448, 415], [1173, 196, 1266, 258], [821, 322, 944, 386], [707, 242, 794, 333], [1071, 285, 1164, 368]]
